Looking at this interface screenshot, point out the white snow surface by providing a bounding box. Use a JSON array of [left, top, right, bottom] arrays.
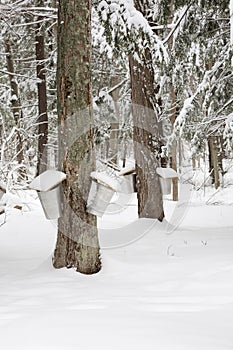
[[0, 183, 233, 349]]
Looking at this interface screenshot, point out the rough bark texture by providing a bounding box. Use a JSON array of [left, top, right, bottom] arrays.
[[208, 136, 220, 189], [129, 0, 164, 221], [129, 53, 164, 221], [35, 30, 48, 175], [5, 39, 24, 166], [170, 85, 178, 201], [53, 0, 101, 274], [168, 0, 178, 201], [109, 75, 121, 163]]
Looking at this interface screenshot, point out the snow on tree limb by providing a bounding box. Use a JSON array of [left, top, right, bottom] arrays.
[[162, 3, 193, 45], [94, 0, 168, 62]]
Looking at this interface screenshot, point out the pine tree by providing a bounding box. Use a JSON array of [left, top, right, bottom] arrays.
[[95, 0, 165, 220]]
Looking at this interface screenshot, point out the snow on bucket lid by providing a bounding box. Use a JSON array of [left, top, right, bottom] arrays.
[[119, 165, 135, 176], [156, 167, 178, 179], [90, 171, 120, 192], [30, 170, 66, 192]]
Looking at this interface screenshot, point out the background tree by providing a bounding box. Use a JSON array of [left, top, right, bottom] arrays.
[[35, 1, 48, 175], [4, 38, 24, 171], [160, 0, 232, 188], [95, 0, 166, 220], [0, 1, 57, 187]]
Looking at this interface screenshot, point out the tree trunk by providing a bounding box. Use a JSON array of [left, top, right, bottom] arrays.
[[167, 0, 178, 201], [128, 0, 164, 221], [5, 39, 24, 167], [53, 0, 101, 274], [109, 75, 121, 164], [208, 136, 220, 189], [170, 85, 178, 201], [35, 29, 48, 175], [129, 53, 164, 221]]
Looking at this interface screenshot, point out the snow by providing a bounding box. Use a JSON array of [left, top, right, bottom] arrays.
[[95, 0, 168, 62], [91, 171, 122, 192], [0, 181, 233, 349], [29, 170, 66, 192], [156, 167, 178, 179]]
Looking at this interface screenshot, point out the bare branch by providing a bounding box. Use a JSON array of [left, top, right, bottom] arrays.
[[163, 3, 194, 45]]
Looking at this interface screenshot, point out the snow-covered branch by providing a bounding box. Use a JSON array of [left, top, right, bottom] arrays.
[[163, 2, 193, 45], [95, 0, 168, 62]]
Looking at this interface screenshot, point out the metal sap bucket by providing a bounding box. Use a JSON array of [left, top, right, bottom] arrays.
[[156, 167, 178, 195], [30, 170, 66, 220], [86, 169, 121, 217], [37, 186, 62, 220], [87, 178, 115, 217], [120, 173, 137, 193], [118, 166, 136, 194], [159, 178, 172, 195]]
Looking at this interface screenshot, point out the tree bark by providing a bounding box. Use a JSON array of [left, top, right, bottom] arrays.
[[129, 0, 164, 221], [35, 29, 48, 175], [109, 74, 121, 164], [170, 85, 178, 201], [208, 136, 220, 189], [167, 0, 178, 201], [53, 0, 101, 274], [5, 39, 24, 167], [129, 53, 164, 221]]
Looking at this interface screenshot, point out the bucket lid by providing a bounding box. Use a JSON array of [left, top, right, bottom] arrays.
[[156, 167, 178, 179], [119, 165, 135, 176], [90, 171, 120, 192], [30, 170, 66, 192]]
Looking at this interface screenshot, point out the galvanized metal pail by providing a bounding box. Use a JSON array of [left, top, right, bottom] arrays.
[[87, 179, 115, 217], [159, 178, 172, 195], [38, 185, 62, 220]]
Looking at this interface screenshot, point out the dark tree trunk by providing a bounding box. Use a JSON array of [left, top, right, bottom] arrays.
[[208, 136, 220, 189], [170, 85, 178, 201], [129, 53, 164, 221], [35, 30, 48, 175], [109, 75, 121, 164], [129, 0, 164, 221], [5, 39, 24, 166], [53, 0, 101, 274], [167, 0, 178, 201]]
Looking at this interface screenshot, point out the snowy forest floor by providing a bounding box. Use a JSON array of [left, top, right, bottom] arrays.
[[0, 179, 233, 349]]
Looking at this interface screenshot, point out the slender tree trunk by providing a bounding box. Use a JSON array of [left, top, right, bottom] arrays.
[[109, 121, 119, 163], [109, 74, 121, 164], [5, 39, 24, 166], [122, 141, 127, 168], [208, 136, 220, 189], [53, 0, 101, 274], [35, 29, 48, 174], [167, 0, 178, 201], [218, 135, 224, 175], [170, 85, 178, 201]]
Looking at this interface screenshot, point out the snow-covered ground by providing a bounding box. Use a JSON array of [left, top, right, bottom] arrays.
[[0, 175, 233, 349]]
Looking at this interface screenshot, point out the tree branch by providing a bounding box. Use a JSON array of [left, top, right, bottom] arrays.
[[163, 3, 194, 45]]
